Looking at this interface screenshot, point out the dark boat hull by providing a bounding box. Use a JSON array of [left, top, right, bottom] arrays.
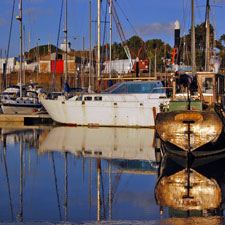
[[155, 110, 223, 155], [161, 133, 225, 158]]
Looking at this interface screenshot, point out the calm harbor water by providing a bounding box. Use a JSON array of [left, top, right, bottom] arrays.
[[0, 126, 225, 224]]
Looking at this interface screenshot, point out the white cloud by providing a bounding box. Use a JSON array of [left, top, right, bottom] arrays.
[[127, 22, 174, 37]]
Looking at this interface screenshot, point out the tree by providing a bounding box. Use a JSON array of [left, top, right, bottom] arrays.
[[145, 39, 171, 72], [179, 22, 215, 69], [218, 34, 225, 69], [127, 35, 146, 59]]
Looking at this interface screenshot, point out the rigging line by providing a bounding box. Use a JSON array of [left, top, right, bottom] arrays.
[[115, 1, 138, 36], [51, 153, 62, 221], [181, 0, 188, 61], [211, 1, 218, 39], [210, 0, 218, 55], [196, 0, 203, 23], [101, 1, 108, 65], [3, 139, 14, 221], [3, 0, 15, 90], [182, 0, 189, 33], [51, 0, 64, 92]]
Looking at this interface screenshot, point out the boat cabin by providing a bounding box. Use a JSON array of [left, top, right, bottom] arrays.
[[103, 80, 166, 94], [196, 72, 225, 105], [171, 72, 225, 111]]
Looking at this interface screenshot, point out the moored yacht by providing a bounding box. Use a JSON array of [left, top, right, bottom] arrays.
[[0, 84, 45, 114], [41, 80, 170, 127]]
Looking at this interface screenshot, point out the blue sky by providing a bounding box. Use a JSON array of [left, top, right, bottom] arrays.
[[0, 0, 225, 57]]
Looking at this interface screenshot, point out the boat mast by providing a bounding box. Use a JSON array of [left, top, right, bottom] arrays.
[[205, 0, 210, 71], [109, 0, 112, 78], [64, 0, 68, 87], [17, 0, 23, 98], [97, 0, 101, 91], [88, 0, 92, 92], [191, 0, 196, 76]]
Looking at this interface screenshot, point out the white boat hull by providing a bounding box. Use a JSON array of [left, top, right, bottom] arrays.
[[42, 95, 169, 127], [1, 102, 42, 114]]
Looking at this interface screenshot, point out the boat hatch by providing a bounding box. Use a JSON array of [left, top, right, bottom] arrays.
[[174, 113, 203, 122]]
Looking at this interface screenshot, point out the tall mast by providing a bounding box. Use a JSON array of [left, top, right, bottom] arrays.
[[23, 25, 25, 84], [64, 0, 68, 84], [88, 0, 92, 92], [17, 0, 23, 98], [205, 0, 210, 71], [97, 0, 101, 90], [191, 0, 196, 76], [109, 0, 112, 78]]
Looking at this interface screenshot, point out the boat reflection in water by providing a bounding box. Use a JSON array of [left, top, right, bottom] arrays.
[[155, 152, 225, 219], [39, 126, 158, 169], [2, 125, 225, 223], [39, 126, 159, 221], [0, 126, 160, 223]]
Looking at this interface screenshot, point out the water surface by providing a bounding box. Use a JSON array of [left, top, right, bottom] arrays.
[[0, 126, 224, 224]]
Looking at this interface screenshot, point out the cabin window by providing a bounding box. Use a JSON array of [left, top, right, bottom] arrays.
[[202, 77, 213, 94], [112, 84, 127, 93], [110, 81, 165, 94], [94, 96, 102, 101], [84, 96, 92, 101]]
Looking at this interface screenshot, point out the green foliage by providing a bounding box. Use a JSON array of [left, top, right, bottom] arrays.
[[25, 24, 225, 71], [218, 35, 225, 68], [109, 36, 171, 71], [26, 44, 60, 59], [179, 22, 223, 70]]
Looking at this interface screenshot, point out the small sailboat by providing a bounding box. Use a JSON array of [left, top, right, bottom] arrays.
[[1, 0, 43, 114]]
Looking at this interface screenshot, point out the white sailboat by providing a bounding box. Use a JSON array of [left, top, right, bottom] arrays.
[[41, 0, 170, 127], [1, 0, 43, 114]]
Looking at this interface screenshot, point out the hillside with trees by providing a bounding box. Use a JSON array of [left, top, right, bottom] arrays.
[[26, 22, 225, 72]]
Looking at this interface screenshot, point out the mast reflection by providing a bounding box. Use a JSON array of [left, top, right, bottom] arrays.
[[0, 125, 158, 222]]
